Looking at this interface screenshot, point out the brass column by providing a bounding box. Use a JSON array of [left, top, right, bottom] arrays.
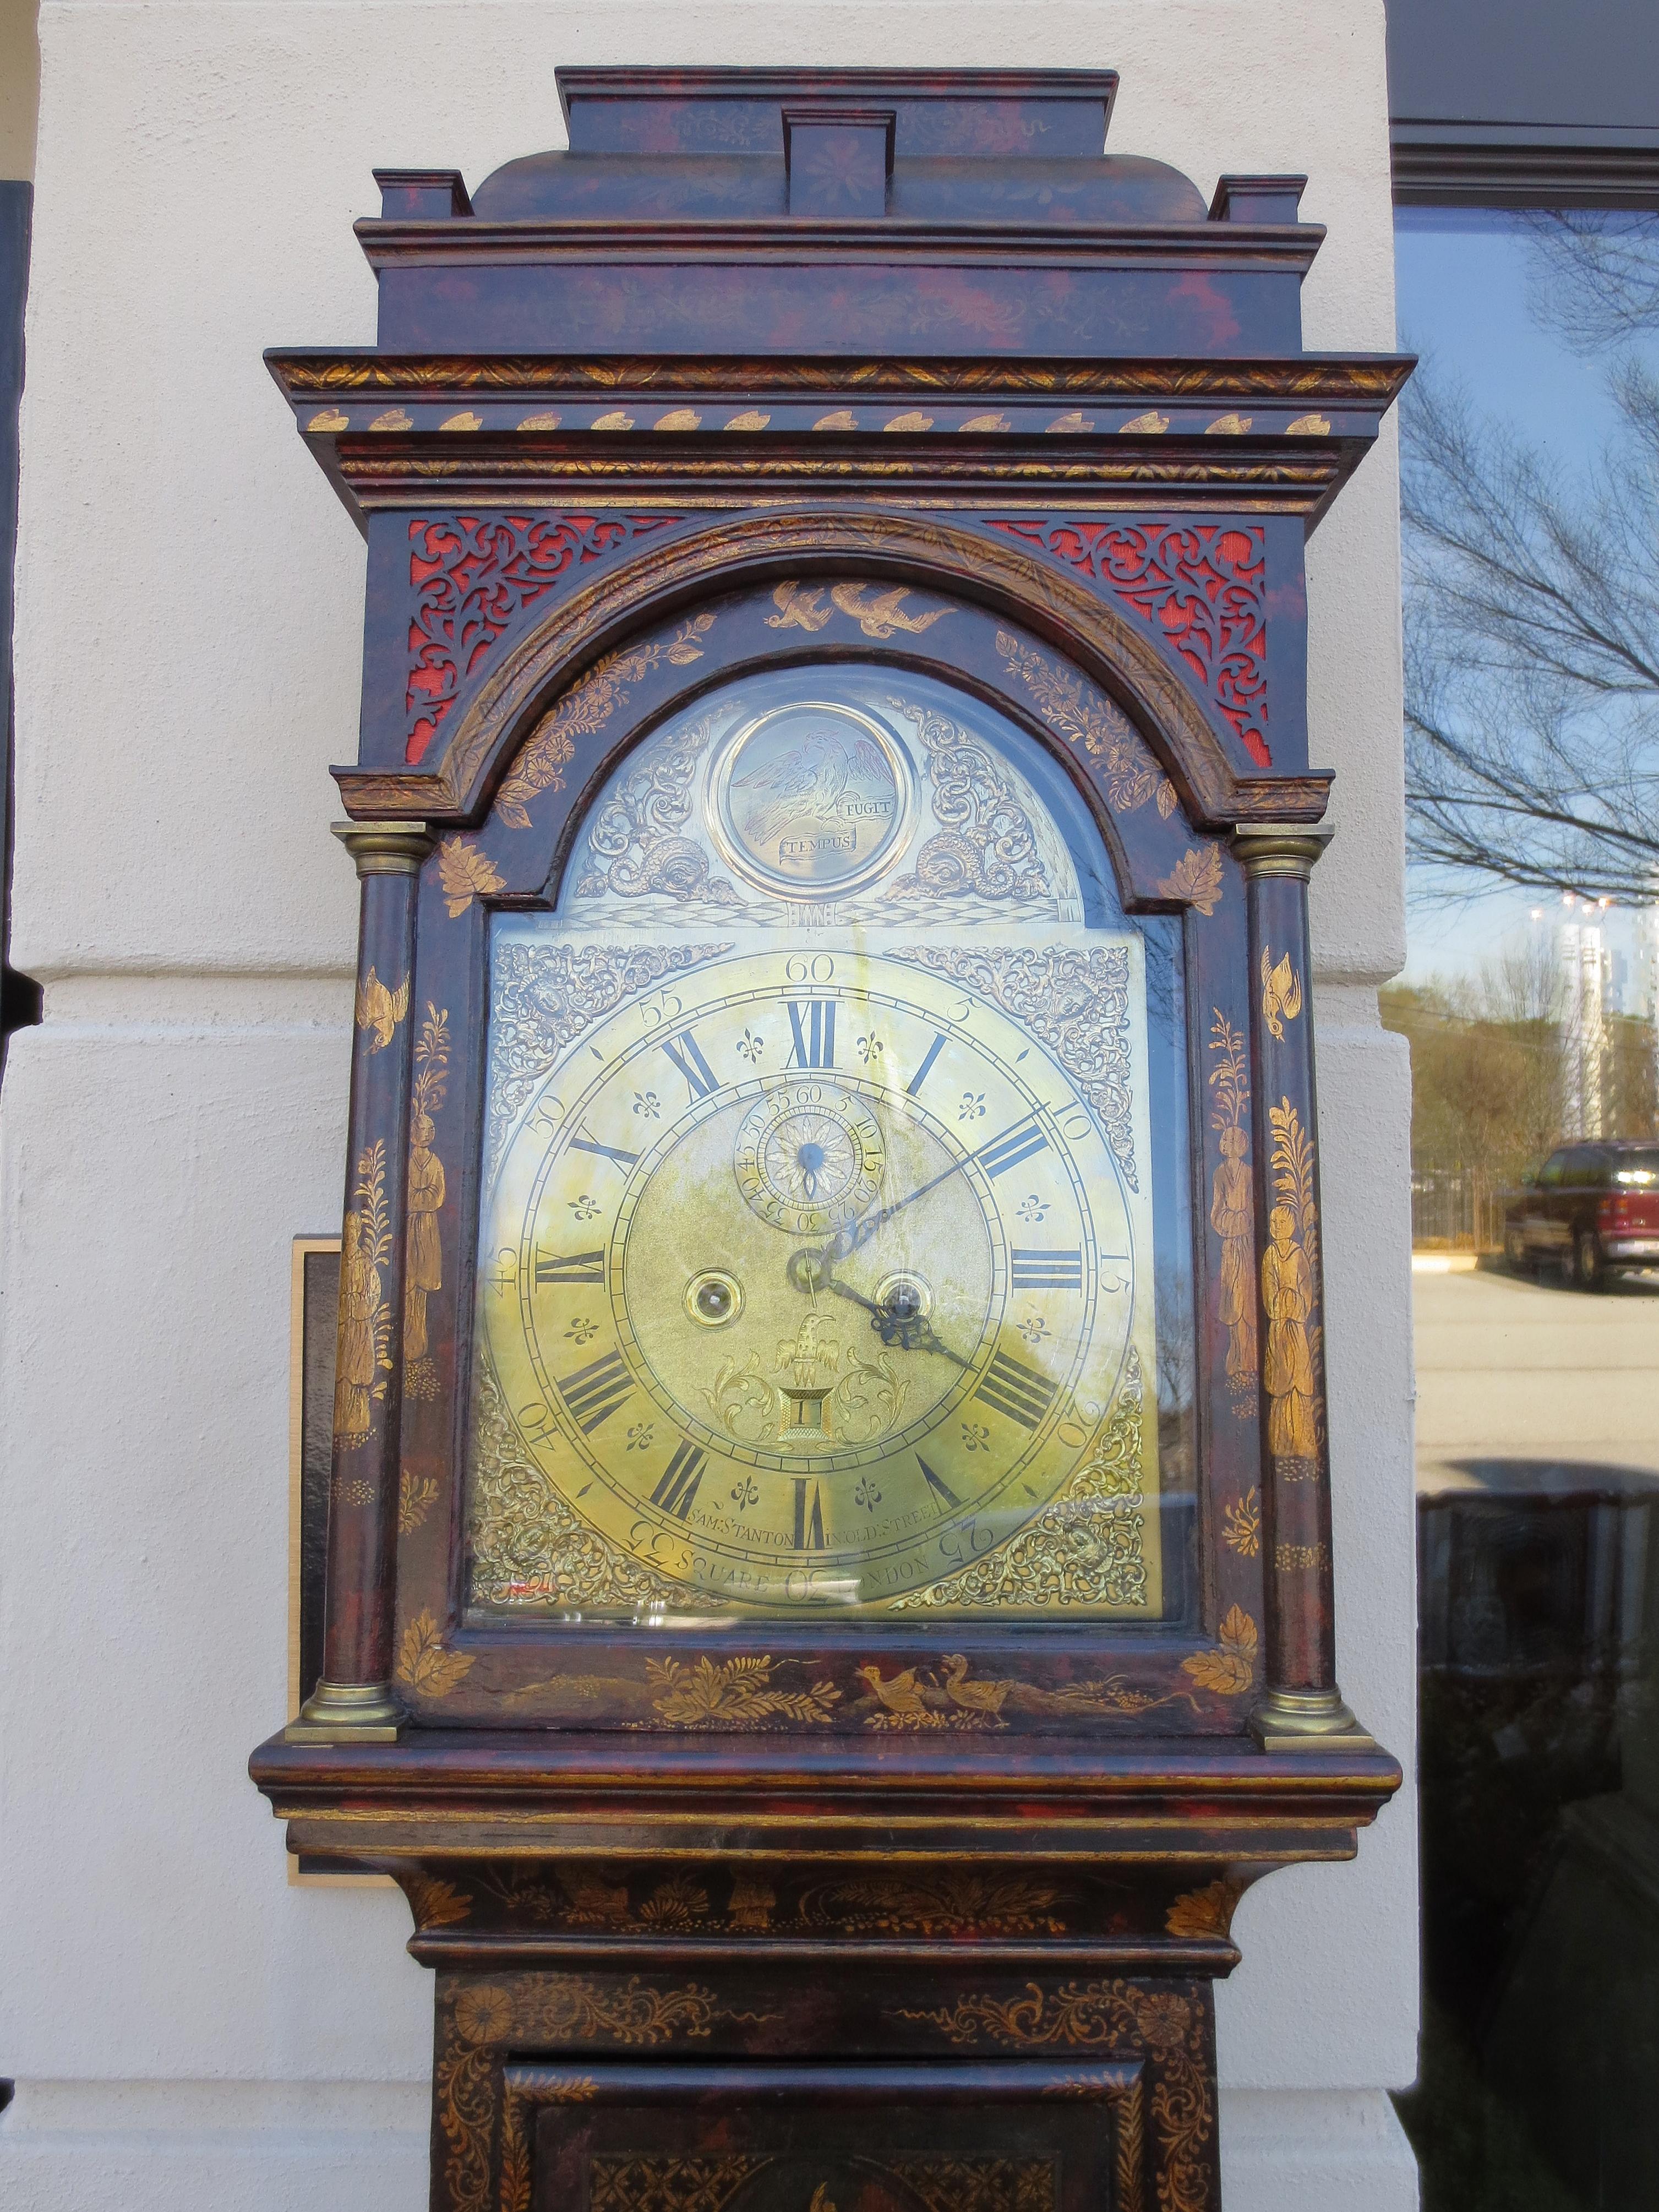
[[1232, 822, 1372, 1750], [288, 819, 433, 1742]]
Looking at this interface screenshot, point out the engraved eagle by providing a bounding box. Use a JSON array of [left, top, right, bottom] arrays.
[[730, 728, 889, 849], [355, 966, 410, 1052]]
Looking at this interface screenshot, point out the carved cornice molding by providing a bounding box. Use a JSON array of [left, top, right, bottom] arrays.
[[331, 452, 1345, 522], [270, 351, 1411, 402], [336, 451, 1341, 493], [273, 355, 1409, 527], [354, 215, 1327, 274]]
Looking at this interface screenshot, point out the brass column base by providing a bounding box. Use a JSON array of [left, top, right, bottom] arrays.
[[1250, 1687, 1377, 1754], [286, 1679, 403, 1744]]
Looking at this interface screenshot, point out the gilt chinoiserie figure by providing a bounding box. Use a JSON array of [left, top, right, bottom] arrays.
[[252, 69, 1410, 2211]]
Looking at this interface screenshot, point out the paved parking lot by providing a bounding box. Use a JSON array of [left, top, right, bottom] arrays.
[[1415, 1261, 1659, 1495]]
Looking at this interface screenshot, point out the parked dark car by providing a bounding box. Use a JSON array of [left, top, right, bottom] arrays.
[[1502, 1142, 1659, 1288]]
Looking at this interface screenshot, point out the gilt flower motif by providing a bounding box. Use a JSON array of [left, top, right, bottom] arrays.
[[454, 1985, 515, 2044]]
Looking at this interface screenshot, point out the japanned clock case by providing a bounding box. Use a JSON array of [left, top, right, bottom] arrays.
[[251, 68, 1409, 2212]]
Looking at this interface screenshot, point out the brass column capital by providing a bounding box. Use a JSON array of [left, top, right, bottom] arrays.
[[1230, 821, 1334, 881], [332, 818, 435, 875]]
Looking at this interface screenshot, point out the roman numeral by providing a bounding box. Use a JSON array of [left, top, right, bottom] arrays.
[[533, 1248, 605, 1287], [917, 1456, 962, 1512], [659, 1029, 719, 1102], [906, 1031, 946, 1097], [975, 1349, 1059, 1432], [555, 1349, 633, 1434], [568, 1133, 640, 1173], [1009, 1247, 1083, 1290], [650, 1440, 706, 1520], [787, 1000, 836, 1070], [979, 1119, 1049, 1180], [793, 1478, 827, 1550]]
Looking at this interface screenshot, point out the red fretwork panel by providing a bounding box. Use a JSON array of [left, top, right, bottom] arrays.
[[986, 519, 1270, 766], [405, 512, 683, 762]]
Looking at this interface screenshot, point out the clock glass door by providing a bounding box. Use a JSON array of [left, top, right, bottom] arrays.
[[465, 662, 1194, 1622]]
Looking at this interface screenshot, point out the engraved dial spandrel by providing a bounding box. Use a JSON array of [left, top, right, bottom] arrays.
[[468, 942, 1161, 1616]]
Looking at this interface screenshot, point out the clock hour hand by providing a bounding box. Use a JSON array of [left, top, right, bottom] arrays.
[[897, 1313, 972, 1369], [821, 1276, 972, 1368]]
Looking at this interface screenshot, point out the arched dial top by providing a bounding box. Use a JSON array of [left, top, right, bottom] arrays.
[[470, 941, 1163, 1617]]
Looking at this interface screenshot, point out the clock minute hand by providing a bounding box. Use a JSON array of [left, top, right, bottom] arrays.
[[827, 1161, 958, 1261], [831, 1113, 1039, 1260]]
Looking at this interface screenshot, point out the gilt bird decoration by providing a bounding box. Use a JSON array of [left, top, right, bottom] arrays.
[[855, 1662, 943, 1725], [763, 578, 952, 638], [938, 1654, 1012, 1718], [765, 580, 833, 631], [356, 966, 411, 1053], [828, 581, 952, 637], [1260, 946, 1302, 1041]]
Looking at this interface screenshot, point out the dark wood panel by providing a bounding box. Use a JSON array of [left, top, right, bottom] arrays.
[[522, 2064, 1138, 2212], [423, 2003, 1211, 2212]]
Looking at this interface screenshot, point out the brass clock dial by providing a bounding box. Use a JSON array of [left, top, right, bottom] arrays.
[[474, 944, 1158, 1614]]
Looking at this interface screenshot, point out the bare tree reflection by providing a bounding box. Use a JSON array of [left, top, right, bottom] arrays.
[[1402, 214, 1659, 901]]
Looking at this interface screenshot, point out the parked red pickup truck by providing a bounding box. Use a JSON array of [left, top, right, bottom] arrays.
[[1502, 1141, 1659, 1288]]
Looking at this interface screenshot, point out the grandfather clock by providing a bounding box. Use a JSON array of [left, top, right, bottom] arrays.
[[252, 69, 1409, 2212]]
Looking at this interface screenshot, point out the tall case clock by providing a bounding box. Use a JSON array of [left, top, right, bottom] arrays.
[[252, 69, 1410, 2212]]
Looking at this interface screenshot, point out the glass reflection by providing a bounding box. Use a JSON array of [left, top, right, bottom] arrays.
[[467, 662, 1199, 1625], [1391, 208, 1659, 2210]]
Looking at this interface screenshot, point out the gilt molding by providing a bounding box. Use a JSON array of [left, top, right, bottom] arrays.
[[271, 351, 1412, 403]]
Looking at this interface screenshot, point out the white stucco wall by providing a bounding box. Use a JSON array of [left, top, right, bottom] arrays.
[[0, 4, 1417, 2205]]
